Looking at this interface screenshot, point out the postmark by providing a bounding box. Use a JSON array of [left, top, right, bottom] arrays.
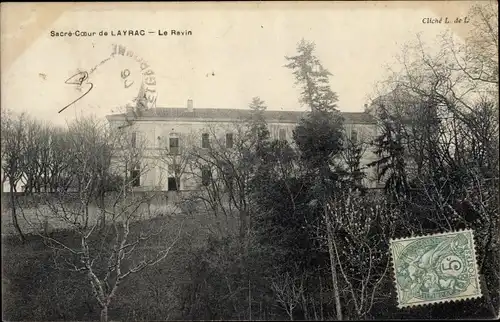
[[390, 229, 482, 308], [59, 43, 158, 128], [110, 43, 158, 112]]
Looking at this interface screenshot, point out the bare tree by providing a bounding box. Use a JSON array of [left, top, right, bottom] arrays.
[[366, 3, 499, 317], [323, 191, 396, 320], [445, 1, 498, 86], [1, 110, 28, 242], [382, 2, 498, 128], [270, 270, 305, 321], [157, 130, 199, 200], [21, 117, 182, 322], [182, 121, 256, 240]]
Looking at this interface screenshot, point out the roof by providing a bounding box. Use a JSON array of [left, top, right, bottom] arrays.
[[367, 85, 420, 111], [106, 107, 376, 124]]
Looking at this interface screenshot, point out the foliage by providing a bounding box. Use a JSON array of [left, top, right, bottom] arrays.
[[2, 3, 499, 320], [284, 39, 339, 113]]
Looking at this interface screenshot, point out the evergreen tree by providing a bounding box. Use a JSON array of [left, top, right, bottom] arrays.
[[367, 104, 409, 204], [342, 138, 367, 194], [284, 39, 340, 114], [285, 39, 345, 196], [247, 96, 271, 159], [285, 39, 345, 320]]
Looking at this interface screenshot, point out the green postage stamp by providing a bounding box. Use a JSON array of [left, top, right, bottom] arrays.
[[390, 229, 482, 308]]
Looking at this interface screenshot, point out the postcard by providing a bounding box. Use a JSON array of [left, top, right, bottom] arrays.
[[1, 2, 498, 321]]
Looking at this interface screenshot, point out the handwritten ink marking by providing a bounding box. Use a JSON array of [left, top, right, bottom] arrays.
[[58, 71, 94, 114], [89, 56, 113, 76], [58, 56, 112, 114], [59, 55, 114, 114], [57, 44, 157, 127]]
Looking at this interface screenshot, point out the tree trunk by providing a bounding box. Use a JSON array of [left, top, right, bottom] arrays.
[[319, 275, 324, 320], [480, 274, 498, 318], [10, 183, 25, 243], [100, 305, 108, 322], [301, 290, 309, 320], [98, 190, 106, 231], [239, 209, 248, 240], [325, 206, 342, 320], [248, 278, 252, 320], [327, 233, 343, 320]]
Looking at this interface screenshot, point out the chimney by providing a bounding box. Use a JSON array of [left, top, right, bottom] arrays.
[[187, 99, 193, 112]]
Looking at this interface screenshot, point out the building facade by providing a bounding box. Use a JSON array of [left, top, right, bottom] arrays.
[[105, 100, 381, 191]]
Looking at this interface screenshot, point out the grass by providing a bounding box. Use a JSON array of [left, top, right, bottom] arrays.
[[1, 210, 207, 321], [2, 207, 497, 320], [1, 190, 244, 320]]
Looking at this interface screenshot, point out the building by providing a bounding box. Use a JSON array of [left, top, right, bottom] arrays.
[[105, 100, 380, 192]]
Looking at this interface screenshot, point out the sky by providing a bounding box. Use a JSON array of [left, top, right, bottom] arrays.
[[2, 2, 476, 127]]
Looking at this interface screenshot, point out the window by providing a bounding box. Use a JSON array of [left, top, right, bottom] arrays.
[[202, 133, 210, 148], [131, 132, 137, 148], [201, 166, 212, 186], [130, 165, 140, 187], [226, 133, 234, 148], [279, 128, 286, 141], [168, 164, 181, 191], [168, 177, 178, 191], [169, 137, 180, 155]]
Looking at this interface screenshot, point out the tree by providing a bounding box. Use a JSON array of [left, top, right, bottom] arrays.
[[340, 129, 368, 194], [157, 130, 199, 199], [270, 270, 306, 321], [21, 117, 182, 322], [367, 104, 409, 205], [284, 39, 340, 113], [285, 39, 346, 320], [367, 2, 499, 317], [1, 110, 27, 242], [19, 118, 42, 194], [446, 1, 498, 86], [323, 192, 396, 320], [70, 117, 127, 229], [183, 121, 256, 241], [41, 126, 73, 193], [247, 96, 271, 157], [177, 97, 274, 241]]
